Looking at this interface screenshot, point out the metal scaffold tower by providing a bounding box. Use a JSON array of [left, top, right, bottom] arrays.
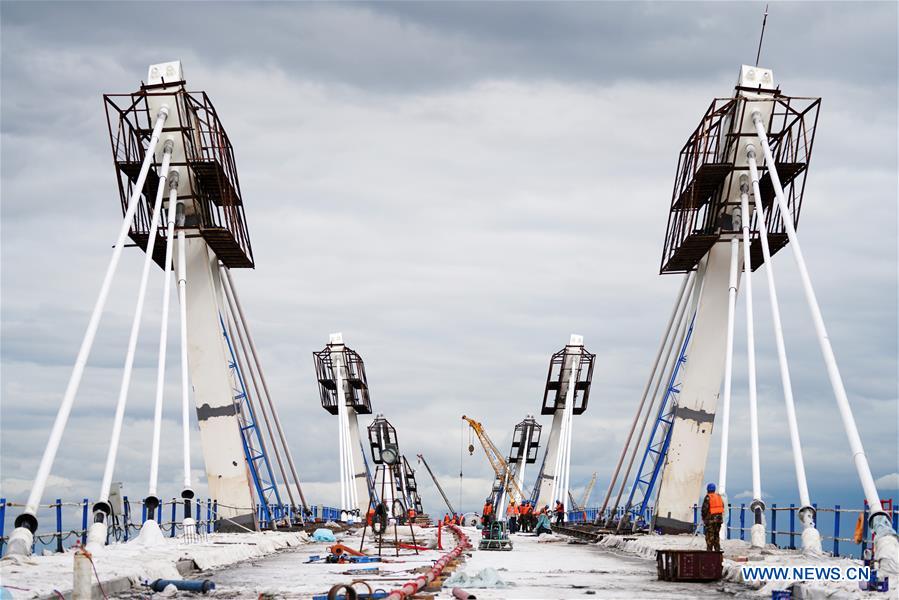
[[7, 61, 307, 555], [600, 64, 898, 571]]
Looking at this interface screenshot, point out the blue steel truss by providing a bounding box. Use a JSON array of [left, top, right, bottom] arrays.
[[625, 311, 696, 528], [220, 315, 282, 524]]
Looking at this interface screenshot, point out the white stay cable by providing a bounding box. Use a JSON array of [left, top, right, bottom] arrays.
[[738, 172, 764, 548], [717, 237, 740, 497], [99, 139, 175, 507], [750, 111, 892, 530], [148, 172, 180, 498], [176, 203, 191, 491], [14, 107, 169, 530]]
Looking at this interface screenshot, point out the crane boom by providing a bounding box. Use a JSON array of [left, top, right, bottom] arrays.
[[416, 454, 456, 515], [581, 472, 597, 508], [462, 415, 526, 503]]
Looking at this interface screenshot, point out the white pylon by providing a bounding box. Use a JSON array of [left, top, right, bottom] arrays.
[[737, 174, 765, 549], [176, 201, 192, 492], [751, 111, 898, 570], [717, 236, 740, 539], [746, 143, 822, 553], [7, 107, 170, 556]]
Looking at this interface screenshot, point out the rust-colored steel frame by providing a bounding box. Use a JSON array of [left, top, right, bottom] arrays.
[[104, 84, 254, 269], [541, 346, 596, 416], [367, 416, 399, 465], [660, 93, 820, 274], [314, 345, 373, 415]]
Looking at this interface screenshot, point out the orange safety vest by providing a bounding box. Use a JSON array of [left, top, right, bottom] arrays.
[[483, 504, 493, 516], [366, 509, 375, 526], [506, 504, 517, 516], [707, 492, 724, 515]]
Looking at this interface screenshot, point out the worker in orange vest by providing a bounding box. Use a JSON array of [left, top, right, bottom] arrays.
[[482, 500, 494, 526], [443, 513, 451, 525], [506, 500, 519, 533], [407, 507, 415, 524], [366, 507, 375, 526], [701, 482, 724, 552]]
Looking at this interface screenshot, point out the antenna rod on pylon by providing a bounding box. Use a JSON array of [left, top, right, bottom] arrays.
[[755, 4, 769, 66]]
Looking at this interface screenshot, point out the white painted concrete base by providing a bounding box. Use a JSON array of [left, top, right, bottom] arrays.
[[874, 533, 899, 576], [136, 519, 165, 546], [750, 523, 766, 548], [85, 521, 108, 553], [800, 526, 823, 554], [6, 526, 34, 556], [72, 549, 93, 600]]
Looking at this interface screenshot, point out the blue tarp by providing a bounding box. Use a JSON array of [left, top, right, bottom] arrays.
[[311, 528, 337, 542]]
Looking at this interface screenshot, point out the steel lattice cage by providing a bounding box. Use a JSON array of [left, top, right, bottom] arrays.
[[660, 93, 820, 274], [509, 418, 542, 464], [313, 345, 373, 415], [104, 83, 254, 269], [541, 345, 596, 415]]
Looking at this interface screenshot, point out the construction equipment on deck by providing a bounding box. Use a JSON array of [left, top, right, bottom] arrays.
[[462, 416, 526, 504], [478, 520, 513, 551], [568, 472, 597, 511], [417, 454, 457, 516]]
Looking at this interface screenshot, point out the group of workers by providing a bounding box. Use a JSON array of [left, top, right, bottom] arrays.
[[442, 512, 462, 526], [486, 498, 555, 535]]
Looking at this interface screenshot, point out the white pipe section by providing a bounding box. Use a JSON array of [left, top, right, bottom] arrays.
[[717, 238, 739, 497], [148, 174, 179, 497], [562, 401, 574, 517], [176, 209, 191, 490], [99, 139, 175, 506], [738, 174, 764, 548], [221, 268, 306, 508], [750, 111, 890, 521], [746, 145, 821, 551], [515, 427, 533, 504], [599, 274, 690, 518], [16, 107, 169, 523]]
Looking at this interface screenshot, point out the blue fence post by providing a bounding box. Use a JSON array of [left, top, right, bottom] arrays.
[[834, 505, 840, 557], [206, 500, 212, 533], [692, 504, 698, 532], [213, 500, 218, 532], [170, 499, 177, 538], [81, 498, 89, 545], [0, 497, 6, 556], [740, 504, 745, 541], [196, 498, 201, 529], [157, 503, 163, 523], [770, 504, 777, 546], [861, 505, 869, 558], [893, 506, 898, 534], [123, 496, 131, 542], [55, 499, 63, 553], [789, 504, 795, 549], [726, 504, 732, 539], [141, 501, 147, 524]]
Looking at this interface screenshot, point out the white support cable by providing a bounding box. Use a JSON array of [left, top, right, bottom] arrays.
[[221, 268, 307, 508], [148, 174, 179, 497], [15, 107, 169, 528], [219, 271, 296, 509], [717, 238, 740, 496], [749, 112, 892, 527], [608, 272, 696, 522], [599, 274, 690, 518], [738, 173, 765, 548], [176, 209, 191, 491], [746, 145, 821, 551], [99, 139, 175, 507]]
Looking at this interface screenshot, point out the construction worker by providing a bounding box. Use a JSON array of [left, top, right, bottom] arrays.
[[554, 500, 565, 525], [366, 507, 375, 527], [506, 500, 518, 534], [452, 513, 460, 525], [701, 482, 724, 552], [482, 499, 494, 526], [443, 513, 451, 526], [522, 502, 533, 532], [535, 510, 552, 536], [407, 507, 415, 524]]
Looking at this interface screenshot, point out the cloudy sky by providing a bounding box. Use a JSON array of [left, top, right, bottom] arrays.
[[1, 2, 897, 527]]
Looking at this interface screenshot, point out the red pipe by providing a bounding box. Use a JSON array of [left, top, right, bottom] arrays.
[[385, 525, 471, 600]]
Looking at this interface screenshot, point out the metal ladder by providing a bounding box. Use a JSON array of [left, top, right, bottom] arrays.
[[624, 312, 696, 529], [220, 315, 282, 526]]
